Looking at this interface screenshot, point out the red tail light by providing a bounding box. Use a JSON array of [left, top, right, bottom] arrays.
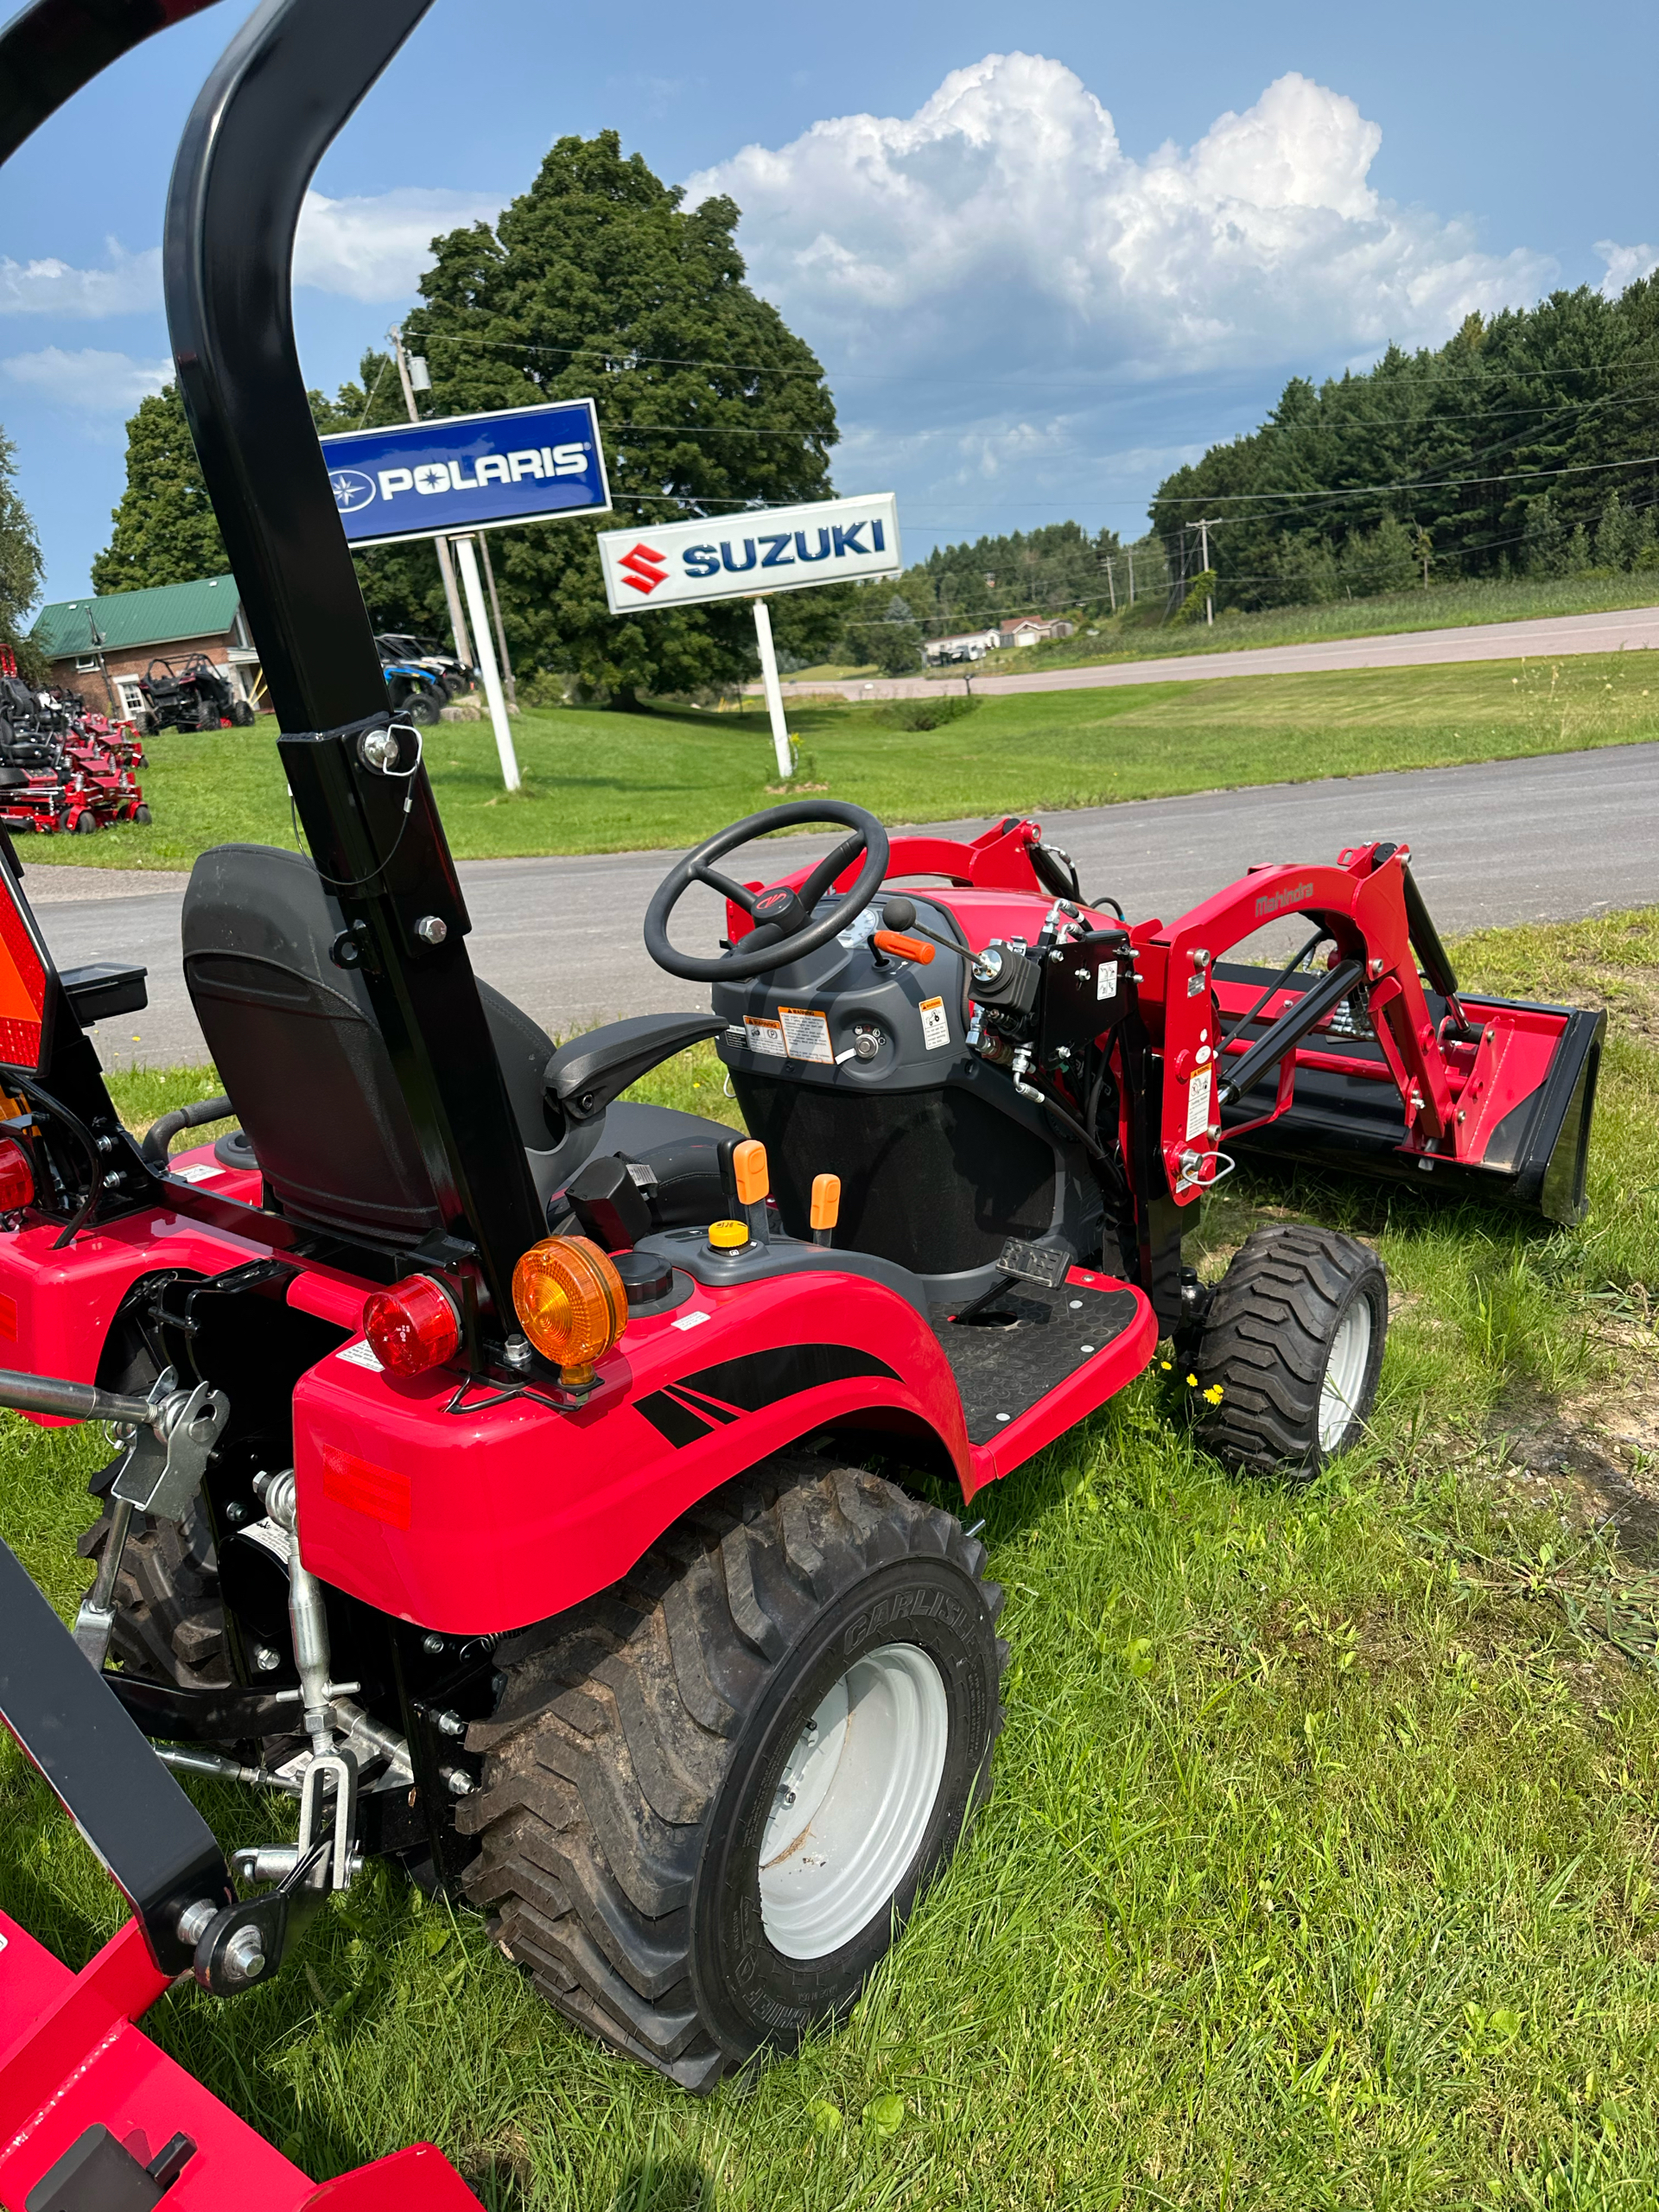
[[0, 1135, 34, 1212], [362, 1274, 460, 1376]]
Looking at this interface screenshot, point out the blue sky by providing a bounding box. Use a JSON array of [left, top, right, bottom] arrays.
[[2, 0, 1653, 602]]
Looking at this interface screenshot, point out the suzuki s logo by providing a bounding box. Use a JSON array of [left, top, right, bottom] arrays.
[[619, 543, 670, 595], [329, 468, 376, 513]]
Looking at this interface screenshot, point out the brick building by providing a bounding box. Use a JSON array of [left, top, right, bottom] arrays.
[[31, 575, 263, 721]]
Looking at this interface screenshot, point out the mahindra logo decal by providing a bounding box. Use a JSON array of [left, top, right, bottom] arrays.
[[619, 542, 670, 595], [1254, 878, 1315, 918]]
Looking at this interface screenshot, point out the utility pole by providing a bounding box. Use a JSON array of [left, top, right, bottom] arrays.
[[391, 325, 474, 674], [1104, 556, 1116, 614], [1126, 549, 1135, 606], [1196, 517, 1221, 625]]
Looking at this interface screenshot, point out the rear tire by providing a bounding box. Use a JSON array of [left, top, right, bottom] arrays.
[[1191, 1224, 1387, 1476], [229, 700, 255, 727], [461, 1457, 1005, 2090], [80, 1465, 230, 1688]]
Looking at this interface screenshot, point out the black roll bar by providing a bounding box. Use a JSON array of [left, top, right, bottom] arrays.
[[0, 0, 224, 165], [160, 0, 547, 1326]]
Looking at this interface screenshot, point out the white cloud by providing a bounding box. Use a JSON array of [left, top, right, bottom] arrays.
[[1, 346, 169, 411], [688, 55, 1553, 379], [1597, 240, 1659, 298], [0, 188, 498, 326], [292, 187, 499, 301], [0, 242, 160, 318]]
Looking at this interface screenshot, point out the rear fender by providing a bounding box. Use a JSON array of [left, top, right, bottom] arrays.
[[291, 1265, 972, 1636]]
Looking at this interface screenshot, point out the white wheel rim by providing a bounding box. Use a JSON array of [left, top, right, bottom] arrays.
[[758, 1642, 949, 1961], [1318, 1299, 1373, 1453]]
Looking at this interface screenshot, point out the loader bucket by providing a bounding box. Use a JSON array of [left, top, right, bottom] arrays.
[[1213, 965, 1605, 1225]]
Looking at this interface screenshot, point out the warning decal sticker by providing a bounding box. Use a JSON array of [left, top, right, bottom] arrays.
[[779, 1007, 834, 1064], [745, 1016, 786, 1058], [1185, 1065, 1214, 1141], [918, 995, 950, 1051]]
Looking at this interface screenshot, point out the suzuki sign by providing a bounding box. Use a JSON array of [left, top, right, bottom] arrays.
[[596, 494, 900, 614], [319, 398, 609, 547]]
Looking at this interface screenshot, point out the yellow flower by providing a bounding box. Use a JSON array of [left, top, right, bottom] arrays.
[[1203, 1383, 1224, 1405], [1185, 1372, 1198, 1388], [1160, 1359, 1173, 1371]]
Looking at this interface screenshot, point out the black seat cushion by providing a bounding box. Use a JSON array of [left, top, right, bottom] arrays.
[[182, 844, 559, 1244]]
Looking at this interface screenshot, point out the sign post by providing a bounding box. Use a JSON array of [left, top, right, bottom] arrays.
[[454, 535, 518, 791], [750, 600, 792, 781], [595, 493, 900, 780], [321, 399, 610, 789]]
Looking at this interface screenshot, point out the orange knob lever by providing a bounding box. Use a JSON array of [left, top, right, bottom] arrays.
[[810, 1173, 841, 1230], [733, 1140, 769, 1206], [872, 931, 935, 964]]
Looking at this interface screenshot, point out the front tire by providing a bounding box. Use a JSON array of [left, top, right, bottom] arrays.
[[1191, 1224, 1387, 1475], [461, 1458, 1005, 2090]]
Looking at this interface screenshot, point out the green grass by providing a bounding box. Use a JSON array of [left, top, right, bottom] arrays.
[[4, 909, 1659, 2203], [962, 570, 1659, 682], [39, 651, 1659, 874]]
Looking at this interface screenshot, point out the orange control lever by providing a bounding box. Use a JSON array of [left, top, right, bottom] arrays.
[[810, 1173, 841, 1247], [872, 931, 935, 964], [732, 1140, 768, 1205]]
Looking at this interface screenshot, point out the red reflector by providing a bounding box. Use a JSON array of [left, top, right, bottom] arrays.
[[321, 1446, 412, 1529], [0, 1136, 33, 1212], [362, 1274, 461, 1376]]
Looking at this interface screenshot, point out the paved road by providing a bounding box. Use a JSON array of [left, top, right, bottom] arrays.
[[22, 739, 1655, 1069], [774, 601, 1659, 702]]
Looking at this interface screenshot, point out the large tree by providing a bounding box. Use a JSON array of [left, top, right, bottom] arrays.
[[0, 423, 44, 671], [402, 130, 842, 702], [92, 384, 229, 592]]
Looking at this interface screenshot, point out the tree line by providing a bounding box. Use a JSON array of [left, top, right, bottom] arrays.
[[1149, 280, 1659, 612]]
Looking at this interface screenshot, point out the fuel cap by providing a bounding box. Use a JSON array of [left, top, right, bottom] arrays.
[[613, 1250, 674, 1306]]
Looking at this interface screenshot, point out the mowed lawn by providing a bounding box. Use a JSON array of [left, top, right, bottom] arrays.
[[3, 909, 1659, 2208], [40, 649, 1659, 873]]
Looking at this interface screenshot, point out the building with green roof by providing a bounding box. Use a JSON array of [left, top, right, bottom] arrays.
[[31, 576, 262, 721]]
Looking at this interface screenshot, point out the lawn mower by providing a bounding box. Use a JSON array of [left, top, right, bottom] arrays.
[[137, 655, 255, 734], [0, 0, 1607, 2184]]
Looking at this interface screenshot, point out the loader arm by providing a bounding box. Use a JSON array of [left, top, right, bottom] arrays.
[[1141, 839, 1601, 1222]]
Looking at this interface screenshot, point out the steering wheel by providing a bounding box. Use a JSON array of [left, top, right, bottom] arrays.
[[645, 800, 890, 982]]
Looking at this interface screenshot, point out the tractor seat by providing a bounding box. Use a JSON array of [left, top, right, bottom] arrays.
[[181, 846, 731, 1249]]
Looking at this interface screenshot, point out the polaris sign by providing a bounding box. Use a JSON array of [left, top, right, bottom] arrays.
[[319, 399, 609, 547], [596, 493, 900, 614]]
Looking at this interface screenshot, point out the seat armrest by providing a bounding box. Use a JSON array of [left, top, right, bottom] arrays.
[[544, 1012, 727, 1126]]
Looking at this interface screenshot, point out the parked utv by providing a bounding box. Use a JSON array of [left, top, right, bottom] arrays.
[[137, 652, 255, 734]]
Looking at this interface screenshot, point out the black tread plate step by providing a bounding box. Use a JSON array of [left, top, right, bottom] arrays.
[[930, 1279, 1141, 1447]]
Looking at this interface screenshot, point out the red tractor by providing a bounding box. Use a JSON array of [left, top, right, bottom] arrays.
[[0, 0, 1605, 2200]]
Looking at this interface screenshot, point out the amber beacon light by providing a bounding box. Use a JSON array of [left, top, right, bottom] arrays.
[[512, 1235, 628, 1385]]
